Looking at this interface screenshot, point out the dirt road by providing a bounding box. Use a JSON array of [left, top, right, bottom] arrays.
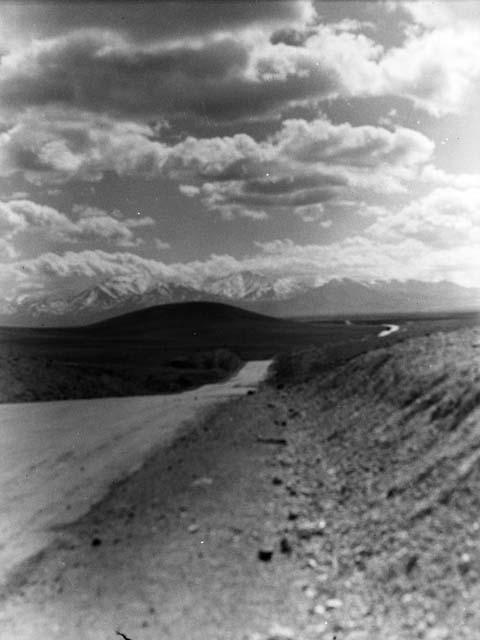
[[0, 361, 272, 584]]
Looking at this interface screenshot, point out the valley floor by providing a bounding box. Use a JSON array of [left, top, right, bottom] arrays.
[[1, 326, 480, 640]]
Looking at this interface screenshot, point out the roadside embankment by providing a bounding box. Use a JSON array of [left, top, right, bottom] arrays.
[[264, 325, 480, 639]]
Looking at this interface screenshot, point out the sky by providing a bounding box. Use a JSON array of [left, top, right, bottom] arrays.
[[1, 0, 480, 300]]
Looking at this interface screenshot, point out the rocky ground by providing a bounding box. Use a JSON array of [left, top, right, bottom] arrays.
[[1, 326, 480, 639]]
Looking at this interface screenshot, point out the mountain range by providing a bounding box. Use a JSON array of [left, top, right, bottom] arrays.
[[1, 272, 480, 326]]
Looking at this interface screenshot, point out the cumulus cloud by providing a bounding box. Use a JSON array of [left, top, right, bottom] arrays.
[[5, 229, 479, 301], [1, 2, 479, 299], [1, 1, 316, 45], [0, 248, 187, 298], [396, 1, 465, 30], [250, 235, 480, 286], [0, 24, 364, 124], [293, 204, 330, 223], [421, 165, 480, 190], [0, 110, 434, 219], [0, 199, 71, 238], [0, 31, 259, 120], [154, 238, 171, 251], [0, 199, 157, 248], [367, 187, 480, 247], [0, 238, 17, 260], [165, 117, 434, 218], [1, 3, 478, 127], [274, 118, 433, 167], [0, 110, 168, 184], [379, 23, 480, 116]]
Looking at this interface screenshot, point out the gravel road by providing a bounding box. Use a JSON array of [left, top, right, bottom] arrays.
[[0, 360, 272, 583]]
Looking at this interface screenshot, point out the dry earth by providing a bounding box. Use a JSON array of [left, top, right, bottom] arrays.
[[1, 326, 480, 639]]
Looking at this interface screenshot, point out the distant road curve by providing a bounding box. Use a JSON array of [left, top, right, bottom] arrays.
[[378, 324, 400, 338], [0, 360, 272, 584]]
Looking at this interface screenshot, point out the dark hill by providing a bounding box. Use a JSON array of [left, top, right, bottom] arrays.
[[83, 301, 379, 358], [88, 301, 288, 333], [0, 301, 380, 365]]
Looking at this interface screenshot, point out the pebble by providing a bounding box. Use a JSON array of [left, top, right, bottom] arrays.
[[266, 623, 296, 639], [325, 598, 343, 610], [424, 626, 450, 640], [280, 536, 293, 555], [303, 586, 317, 599], [188, 523, 199, 533], [458, 552, 471, 574], [425, 612, 437, 626], [191, 476, 213, 487], [343, 631, 370, 640], [405, 553, 418, 575], [296, 519, 327, 539], [258, 547, 274, 562], [312, 603, 326, 616]]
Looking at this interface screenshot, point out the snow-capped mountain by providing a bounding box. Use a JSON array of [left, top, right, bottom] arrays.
[[249, 278, 480, 317], [203, 271, 309, 301], [1, 273, 480, 326]]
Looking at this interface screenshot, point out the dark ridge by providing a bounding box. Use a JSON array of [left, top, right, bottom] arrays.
[[87, 301, 291, 333]]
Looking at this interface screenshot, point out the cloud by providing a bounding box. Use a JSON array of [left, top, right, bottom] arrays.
[[164, 117, 434, 218], [395, 1, 464, 30], [192, 178, 339, 220], [367, 187, 480, 248], [2, 5, 477, 128], [379, 22, 480, 116], [293, 203, 330, 223], [4, 223, 480, 303], [0, 199, 69, 237], [0, 238, 17, 260], [421, 165, 480, 190], [273, 118, 433, 167], [0, 199, 156, 248], [0, 29, 308, 123], [164, 134, 270, 182], [0, 248, 186, 298], [0, 17, 376, 125], [0, 110, 434, 220], [0, 110, 168, 184], [154, 238, 171, 251], [250, 235, 480, 286], [1, 1, 316, 45]]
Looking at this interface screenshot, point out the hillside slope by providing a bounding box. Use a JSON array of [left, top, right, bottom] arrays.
[[265, 326, 480, 638]]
